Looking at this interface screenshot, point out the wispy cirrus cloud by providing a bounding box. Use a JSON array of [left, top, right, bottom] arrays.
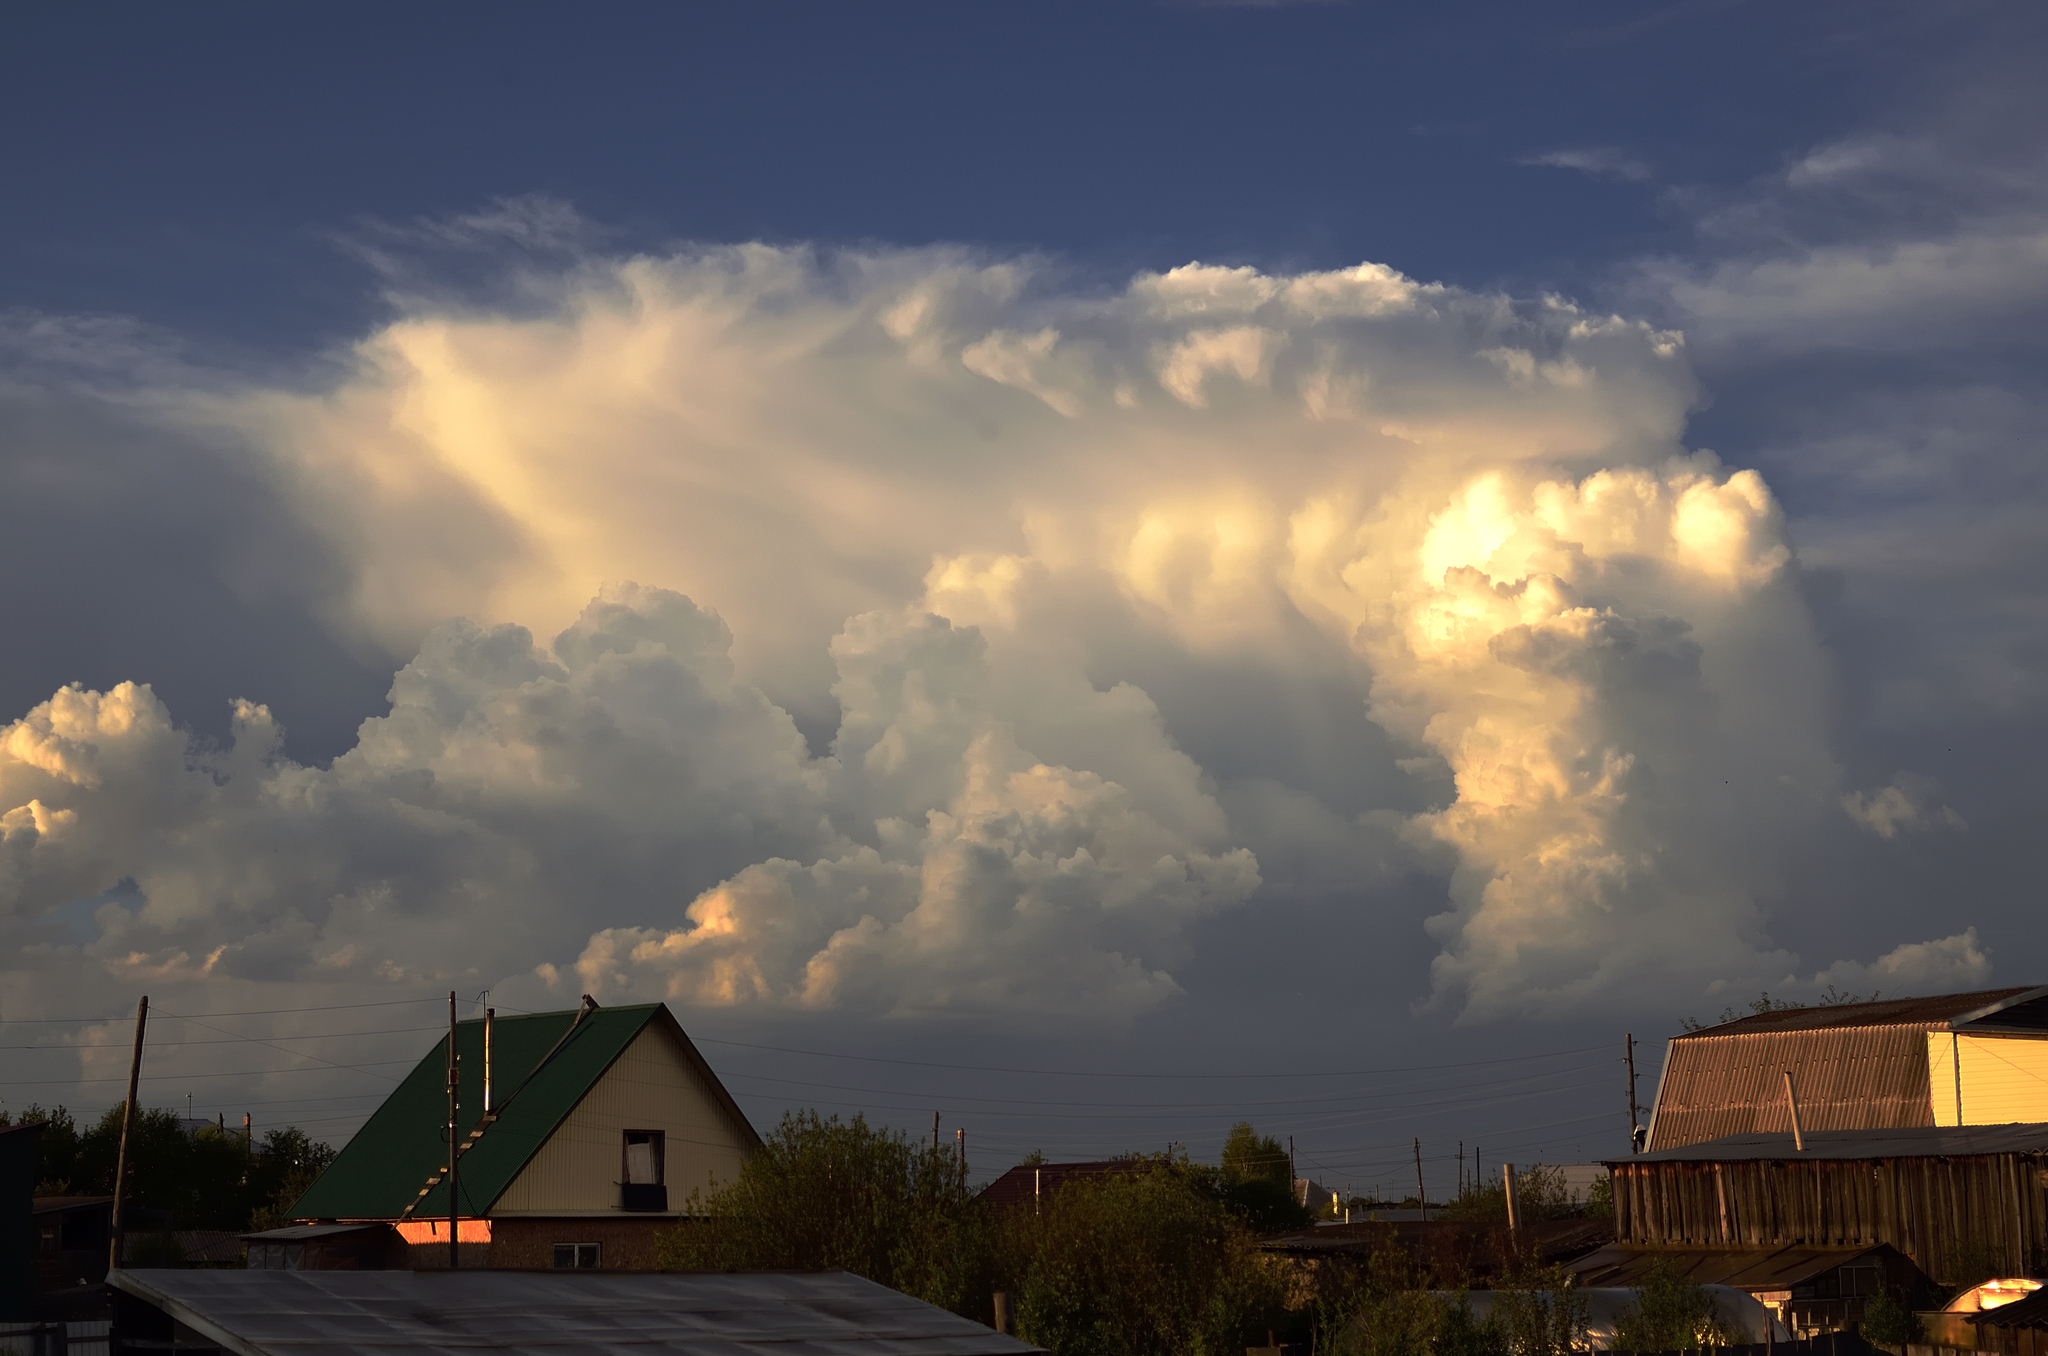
[[1521, 146, 1654, 182]]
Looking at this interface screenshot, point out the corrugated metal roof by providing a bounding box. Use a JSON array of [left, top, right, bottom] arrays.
[[290, 1003, 758, 1222], [1679, 988, 2036, 1038], [1567, 1242, 1902, 1290], [1646, 1023, 1938, 1150], [1615, 1121, 2048, 1162], [1968, 1287, 2048, 1329], [109, 1267, 1045, 1356]]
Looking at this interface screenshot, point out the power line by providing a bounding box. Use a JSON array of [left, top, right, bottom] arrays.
[[0, 1024, 445, 1051], [689, 1036, 1609, 1080], [712, 1061, 1608, 1113], [0, 997, 449, 1024], [2, 1059, 418, 1086]]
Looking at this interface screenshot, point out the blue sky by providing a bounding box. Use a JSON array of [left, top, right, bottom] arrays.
[[2, 1, 2044, 1188]]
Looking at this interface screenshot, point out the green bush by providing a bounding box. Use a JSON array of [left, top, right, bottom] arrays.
[[655, 1110, 982, 1313], [1612, 1259, 1744, 1351], [1439, 1165, 1604, 1223], [1319, 1235, 1504, 1356], [660, 1115, 1293, 1355], [1858, 1292, 1925, 1346], [998, 1158, 1289, 1356]]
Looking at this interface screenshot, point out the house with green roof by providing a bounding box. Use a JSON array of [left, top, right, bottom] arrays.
[[281, 999, 759, 1270]]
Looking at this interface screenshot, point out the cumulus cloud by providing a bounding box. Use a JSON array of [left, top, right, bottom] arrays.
[[1842, 773, 1967, 839], [0, 235, 1983, 1028], [1812, 929, 1990, 997]]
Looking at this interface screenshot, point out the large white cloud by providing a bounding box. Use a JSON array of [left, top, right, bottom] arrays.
[[1, 230, 1980, 1034]]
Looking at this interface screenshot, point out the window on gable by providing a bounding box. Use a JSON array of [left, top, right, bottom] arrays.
[[624, 1130, 665, 1184], [622, 1130, 668, 1211], [552, 1242, 601, 1269]]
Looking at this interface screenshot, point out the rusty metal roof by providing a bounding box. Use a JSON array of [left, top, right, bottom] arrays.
[[1646, 1022, 1940, 1150], [109, 1268, 1045, 1356], [1678, 988, 2037, 1038], [1646, 986, 2048, 1151], [1615, 1122, 2048, 1162], [1566, 1242, 1907, 1291]]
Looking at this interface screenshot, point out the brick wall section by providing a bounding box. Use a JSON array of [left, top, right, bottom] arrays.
[[487, 1217, 675, 1270]]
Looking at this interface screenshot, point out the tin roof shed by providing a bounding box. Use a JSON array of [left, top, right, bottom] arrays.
[[108, 1267, 1045, 1356], [1645, 986, 2048, 1151]]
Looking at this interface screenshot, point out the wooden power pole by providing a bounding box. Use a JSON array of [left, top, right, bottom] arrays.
[[1413, 1138, 1427, 1222], [447, 990, 459, 1268], [108, 995, 149, 1271], [1625, 1032, 1641, 1152]]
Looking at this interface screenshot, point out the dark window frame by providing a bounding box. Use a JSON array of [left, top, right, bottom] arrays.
[[622, 1129, 666, 1185]]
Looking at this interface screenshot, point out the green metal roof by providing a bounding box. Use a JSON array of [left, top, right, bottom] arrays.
[[290, 1003, 754, 1221]]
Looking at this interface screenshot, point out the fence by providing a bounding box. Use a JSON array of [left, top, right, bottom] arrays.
[[0, 1321, 111, 1356]]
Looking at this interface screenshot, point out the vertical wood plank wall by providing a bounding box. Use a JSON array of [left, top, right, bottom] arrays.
[[1612, 1154, 2047, 1276]]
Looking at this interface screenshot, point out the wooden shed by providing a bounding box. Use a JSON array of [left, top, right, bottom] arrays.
[[1605, 1123, 2048, 1282]]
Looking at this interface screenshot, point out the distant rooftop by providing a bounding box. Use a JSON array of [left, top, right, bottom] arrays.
[[977, 1160, 1137, 1210], [1678, 987, 2046, 1038]]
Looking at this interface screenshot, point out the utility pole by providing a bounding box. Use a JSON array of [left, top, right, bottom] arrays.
[[1288, 1135, 1297, 1201], [109, 995, 148, 1272], [933, 1112, 941, 1155], [1458, 1141, 1465, 1195], [1625, 1033, 1642, 1152], [956, 1128, 966, 1189], [1413, 1138, 1427, 1222], [447, 990, 459, 1268]]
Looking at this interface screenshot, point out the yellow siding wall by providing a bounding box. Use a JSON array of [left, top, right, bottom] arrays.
[[492, 1025, 752, 1214], [1926, 1032, 2048, 1126]]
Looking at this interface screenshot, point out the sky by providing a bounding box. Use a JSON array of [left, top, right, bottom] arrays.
[[3, 1, 2045, 1200]]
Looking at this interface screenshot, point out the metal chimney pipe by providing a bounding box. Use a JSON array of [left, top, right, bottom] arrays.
[[483, 1008, 495, 1118]]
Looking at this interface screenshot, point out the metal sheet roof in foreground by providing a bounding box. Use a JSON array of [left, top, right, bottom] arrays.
[[1616, 1121, 2048, 1163], [110, 1268, 1045, 1356]]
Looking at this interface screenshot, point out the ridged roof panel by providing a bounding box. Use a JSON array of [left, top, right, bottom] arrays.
[[1646, 1024, 1937, 1151]]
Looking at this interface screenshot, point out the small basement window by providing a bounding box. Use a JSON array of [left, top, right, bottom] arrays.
[[553, 1242, 601, 1269]]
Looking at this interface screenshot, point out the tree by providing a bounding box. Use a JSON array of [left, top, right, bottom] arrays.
[[1216, 1123, 1310, 1234], [661, 1116, 1294, 1355], [1439, 1165, 1599, 1224], [1221, 1123, 1290, 1185], [1681, 992, 1806, 1033], [1321, 1234, 1499, 1356], [1859, 1291, 1925, 1345], [248, 1127, 340, 1231], [0, 1104, 80, 1192], [995, 1154, 1290, 1356], [656, 1111, 983, 1314], [2, 1103, 332, 1230], [1611, 1259, 1744, 1351]]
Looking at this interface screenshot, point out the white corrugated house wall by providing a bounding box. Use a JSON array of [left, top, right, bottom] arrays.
[[491, 1024, 753, 1214]]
